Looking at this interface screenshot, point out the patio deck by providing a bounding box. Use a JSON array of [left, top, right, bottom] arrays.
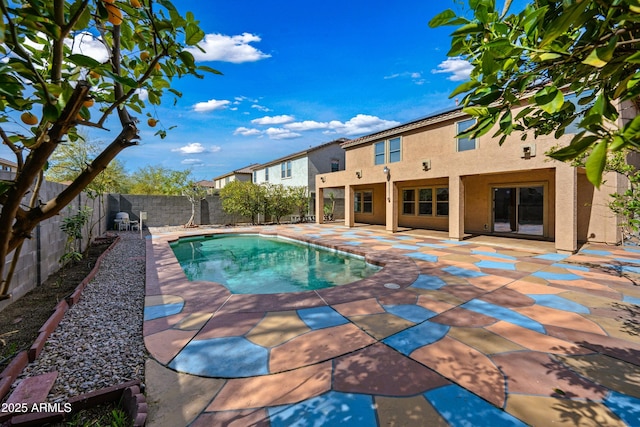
[[143, 224, 640, 426]]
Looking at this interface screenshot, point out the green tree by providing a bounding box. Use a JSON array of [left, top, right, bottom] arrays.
[[264, 184, 294, 224], [430, 0, 640, 187], [220, 181, 265, 225], [290, 186, 310, 219], [128, 165, 191, 195], [0, 0, 219, 296], [46, 135, 130, 193]]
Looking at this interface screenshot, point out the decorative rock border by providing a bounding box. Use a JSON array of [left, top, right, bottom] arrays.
[[0, 234, 148, 426]]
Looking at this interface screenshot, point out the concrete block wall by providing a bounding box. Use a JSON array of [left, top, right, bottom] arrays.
[[108, 194, 252, 227], [0, 176, 107, 311]]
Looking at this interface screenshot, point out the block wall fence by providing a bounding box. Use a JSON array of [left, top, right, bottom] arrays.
[[2, 186, 344, 311], [0, 174, 108, 312]]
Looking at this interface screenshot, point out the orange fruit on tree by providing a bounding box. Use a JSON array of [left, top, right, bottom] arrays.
[[131, 0, 142, 8], [147, 118, 158, 127], [154, 63, 161, 72], [83, 98, 95, 108], [140, 51, 150, 62], [20, 112, 38, 125], [103, 0, 115, 4], [88, 70, 100, 79], [106, 4, 122, 25]]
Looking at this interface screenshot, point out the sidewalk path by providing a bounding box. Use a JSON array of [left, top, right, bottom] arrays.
[[144, 224, 640, 426]]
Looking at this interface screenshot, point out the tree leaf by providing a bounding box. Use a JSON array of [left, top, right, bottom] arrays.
[[185, 24, 205, 46], [585, 139, 608, 187], [67, 54, 102, 69], [429, 9, 458, 27], [534, 86, 564, 114]]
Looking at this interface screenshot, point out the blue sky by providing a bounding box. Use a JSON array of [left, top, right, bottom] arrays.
[[3, 1, 509, 181]]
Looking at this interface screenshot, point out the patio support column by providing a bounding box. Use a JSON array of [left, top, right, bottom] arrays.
[[555, 163, 578, 253], [316, 187, 324, 224], [344, 185, 355, 228], [449, 175, 465, 241], [385, 179, 398, 232]]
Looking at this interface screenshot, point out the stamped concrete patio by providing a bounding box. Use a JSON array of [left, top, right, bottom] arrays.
[[143, 224, 640, 426]]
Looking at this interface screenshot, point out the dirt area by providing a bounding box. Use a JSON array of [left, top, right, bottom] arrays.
[[0, 237, 116, 371]]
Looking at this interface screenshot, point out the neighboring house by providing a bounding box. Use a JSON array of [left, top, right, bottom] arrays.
[[0, 157, 17, 173], [251, 138, 347, 214], [213, 164, 258, 189], [315, 104, 636, 253], [194, 180, 217, 195]]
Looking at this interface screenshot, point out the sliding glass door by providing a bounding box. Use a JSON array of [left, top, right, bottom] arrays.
[[493, 186, 544, 236]]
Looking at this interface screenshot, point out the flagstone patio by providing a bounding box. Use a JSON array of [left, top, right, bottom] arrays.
[[143, 224, 640, 426]]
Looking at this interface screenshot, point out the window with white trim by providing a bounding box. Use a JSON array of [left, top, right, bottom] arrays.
[[281, 161, 292, 178], [373, 137, 402, 165], [265, 168, 269, 181]]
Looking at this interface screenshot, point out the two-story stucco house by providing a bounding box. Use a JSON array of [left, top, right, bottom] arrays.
[[212, 163, 258, 189], [315, 105, 636, 253], [0, 157, 17, 174], [252, 138, 347, 216]]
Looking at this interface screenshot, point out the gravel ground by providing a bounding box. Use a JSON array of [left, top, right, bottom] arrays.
[[15, 231, 147, 402]]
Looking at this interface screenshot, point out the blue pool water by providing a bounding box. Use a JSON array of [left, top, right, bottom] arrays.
[[170, 234, 381, 294]]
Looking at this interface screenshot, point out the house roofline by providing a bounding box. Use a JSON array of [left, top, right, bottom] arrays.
[[251, 138, 348, 169], [341, 106, 466, 148], [212, 163, 260, 180]]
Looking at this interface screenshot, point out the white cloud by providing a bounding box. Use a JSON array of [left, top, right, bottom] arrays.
[[67, 32, 110, 63], [251, 115, 295, 125], [251, 104, 271, 112], [192, 99, 231, 113], [284, 115, 400, 137], [384, 71, 424, 85], [432, 57, 473, 81], [328, 114, 401, 136], [172, 143, 206, 154], [182, 158, 205, 165], [234, 127, 262, 136], [135, 88, 148, 101], [210, 145, 222, 153], [285, 120, 330, 132], [187, 33, 271, 63], [265, 128, 302, 140]]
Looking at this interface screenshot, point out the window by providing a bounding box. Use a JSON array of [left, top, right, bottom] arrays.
[[225, 176, 230, 184], [418, 188, 433, 215], [253, 171, 257, 182], [374, 137, 402, 165], [456, 119, 477, 152], [331, 160, 340, 172], [374, 142, 385, 165], [281, 161, 292, 178], [400, 187, 446, 216], [436, 188, 449, 216], [265, 168, 269, 181], [389, 137, 401, 162], [354, 191, 373, 214], [402, 190, 415, 215]]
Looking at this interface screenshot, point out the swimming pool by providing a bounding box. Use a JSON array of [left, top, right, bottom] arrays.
[[170, 234, 381, 294]]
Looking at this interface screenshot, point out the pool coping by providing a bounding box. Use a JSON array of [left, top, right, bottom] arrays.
[[145, 227, 420, 314]]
